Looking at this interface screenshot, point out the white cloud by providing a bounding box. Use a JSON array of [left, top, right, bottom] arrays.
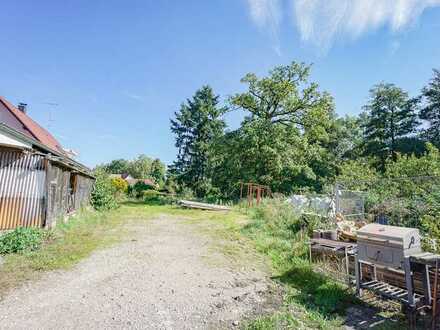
[[292, 0, 440, 51], [246, 0, 281, 29], [246, 0, 282, 55], [245, 0, 440, 53]]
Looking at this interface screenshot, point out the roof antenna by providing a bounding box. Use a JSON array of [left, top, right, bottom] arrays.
[[17, 103, 27, 113], [43, 102, 59, 129]]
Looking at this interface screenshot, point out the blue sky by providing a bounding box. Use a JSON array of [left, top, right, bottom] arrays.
[[1, 0, 439, 167]]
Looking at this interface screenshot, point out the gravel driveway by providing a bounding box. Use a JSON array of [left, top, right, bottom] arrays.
[[0, 214, 278, 329]]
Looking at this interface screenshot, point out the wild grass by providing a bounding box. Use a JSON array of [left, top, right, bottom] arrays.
[[242, 198, 357, 329]]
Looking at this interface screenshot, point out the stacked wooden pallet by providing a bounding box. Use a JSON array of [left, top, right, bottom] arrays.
[[178, 200, 231, 211]]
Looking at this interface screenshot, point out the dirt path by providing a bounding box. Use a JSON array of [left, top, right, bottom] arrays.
[[0, 214, 279, 329]]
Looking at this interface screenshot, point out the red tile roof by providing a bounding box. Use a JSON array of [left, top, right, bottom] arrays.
[[142, 178, 157, 187], [0, 96, 65, 154]]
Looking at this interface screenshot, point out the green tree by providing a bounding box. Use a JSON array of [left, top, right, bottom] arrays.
[[170, 85, 226, 197], [217, 62, 336, 194], [326, 115, 365, 161], [230, 62, 333, 136], [150, 158, 166, 187], [104, 159, 130, 174], [212, 118, 325, 196], [362, 83, 420, 170], [127, 154, 153, 179], [421, 69, 440, 146]]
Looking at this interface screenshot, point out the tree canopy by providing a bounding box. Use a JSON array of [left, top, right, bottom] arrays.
[[362, 83, 420, 170], [421, 69, 440, 147], [169, 85, 226, 197]]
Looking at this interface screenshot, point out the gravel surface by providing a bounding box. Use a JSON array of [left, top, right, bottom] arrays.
[[0, 215, 279, 330]]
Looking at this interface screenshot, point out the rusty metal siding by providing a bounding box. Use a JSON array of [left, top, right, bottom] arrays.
[[0, 150, 46, 230]]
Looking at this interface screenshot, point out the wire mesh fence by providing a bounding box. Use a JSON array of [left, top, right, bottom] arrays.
[[334, 176, 440, 251], [336, 176, 440, 227], [335, 187, 366, 221]]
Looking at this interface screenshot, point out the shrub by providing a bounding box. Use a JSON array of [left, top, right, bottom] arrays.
[[132, 181, 156, 198], [0, 227, 45, 254], [91, 170, 118, 211], [143, 190, 160, 201], [110, 177, 128, 194], [143, 190, 176, 205], [336, 144, 440, 229], [179, 186, 195, 200]]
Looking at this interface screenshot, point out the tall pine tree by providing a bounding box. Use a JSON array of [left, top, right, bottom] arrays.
[[170, 86, 226, 197], [363, 83, 419, 170], [421, 69, 440, 147]]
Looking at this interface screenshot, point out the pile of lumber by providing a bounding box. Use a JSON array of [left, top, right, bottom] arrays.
[[178, 200, 231, 211]]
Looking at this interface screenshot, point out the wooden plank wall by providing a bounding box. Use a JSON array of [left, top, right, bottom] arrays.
[[45, 164, 94, 227]]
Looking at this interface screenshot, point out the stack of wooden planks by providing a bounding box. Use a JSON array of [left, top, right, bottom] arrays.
[[178, 200, 231, 211]]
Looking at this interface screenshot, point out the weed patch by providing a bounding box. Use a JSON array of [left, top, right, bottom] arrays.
[[0, 227, 47, 254], [242, 199, 356, 329]]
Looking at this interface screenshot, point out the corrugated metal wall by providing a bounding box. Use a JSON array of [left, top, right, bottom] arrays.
[[0, 150, 46, 230], [0, 148, 95, 231]]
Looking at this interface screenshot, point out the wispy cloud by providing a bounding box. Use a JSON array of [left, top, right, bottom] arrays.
[[246, 0, 281, 29], [292, 0, 440, 51], [245, 0, 440, 53], [245, 0, 282, 55], [123, 91, 144, 102]]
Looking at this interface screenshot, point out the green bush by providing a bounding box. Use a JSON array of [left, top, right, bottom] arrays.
[[0, 227, 45, 254], [336, 144, 440, 229], [91, 170, 118, 211], [132, 181, 155, 198], [143, 190, 176, 205], [143, 190, 160, 201]]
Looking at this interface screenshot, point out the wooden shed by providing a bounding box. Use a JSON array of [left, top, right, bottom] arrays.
[[0, 97, 94, 230]]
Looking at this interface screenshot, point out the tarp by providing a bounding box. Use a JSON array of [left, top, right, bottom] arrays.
[[287, 194, 335, 217]]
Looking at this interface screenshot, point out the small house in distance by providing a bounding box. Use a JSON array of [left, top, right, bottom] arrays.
[[0, 96, 94, 230], [109, 173, 158, 189]]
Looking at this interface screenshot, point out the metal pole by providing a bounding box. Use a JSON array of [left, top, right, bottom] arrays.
[[355, 255, 362, 297], [432, 259, 439, 330], [403, 257, 415, 307], [345, 247, 350, 285]]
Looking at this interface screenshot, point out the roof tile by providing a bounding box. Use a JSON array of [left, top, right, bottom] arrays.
[[0, 96, 65, 154]]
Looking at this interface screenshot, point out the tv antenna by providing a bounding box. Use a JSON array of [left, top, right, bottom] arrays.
[[42, 102, 59, 129]]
